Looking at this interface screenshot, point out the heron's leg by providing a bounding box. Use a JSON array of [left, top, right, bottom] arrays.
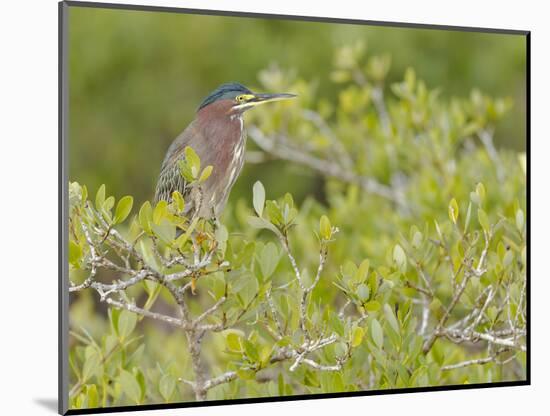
[[207, 206, 221, 231], [206, 212, 221, 253], [213, 217, 221, 230]]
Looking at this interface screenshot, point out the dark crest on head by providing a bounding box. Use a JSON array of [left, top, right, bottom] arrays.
[[198, 82, 253, 111]]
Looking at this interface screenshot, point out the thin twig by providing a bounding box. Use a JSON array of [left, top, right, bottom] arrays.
[[441, 356, 496, 371]]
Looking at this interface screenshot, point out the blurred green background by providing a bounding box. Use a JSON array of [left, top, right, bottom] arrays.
[[68, 6, 526, 207]]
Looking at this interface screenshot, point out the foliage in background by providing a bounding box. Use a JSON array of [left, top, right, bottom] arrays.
[[68, 6, 526, 204], [68, 43, 527, 410]]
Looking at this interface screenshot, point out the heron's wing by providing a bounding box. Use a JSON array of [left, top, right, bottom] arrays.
[[154, 159, 187, 204], [153, 120, 203, 209]]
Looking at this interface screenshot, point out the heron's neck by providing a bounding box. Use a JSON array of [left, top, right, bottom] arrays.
[[196, 102, 245, 150], [229, 113, 243, 129]]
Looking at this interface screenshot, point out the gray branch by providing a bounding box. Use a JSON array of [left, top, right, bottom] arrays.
[[247, 126, 407, 209], [423, 231, 491, 353], [70, 200, 359, 402], [441, 356, 497, 371]]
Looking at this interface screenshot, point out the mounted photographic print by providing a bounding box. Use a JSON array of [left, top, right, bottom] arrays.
[[59, 1, 530, 414]]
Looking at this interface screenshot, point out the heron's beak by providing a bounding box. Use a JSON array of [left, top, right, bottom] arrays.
[[251, 93, 297, 104], [234, 93, 297, 110]]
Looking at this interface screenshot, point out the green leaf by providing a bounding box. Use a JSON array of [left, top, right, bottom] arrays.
[[331, 70, 351, 83], [320, 215, 332, 240], [478, 208, 490, 232], [177, 159, 194, 182], [153, 200, 168, 224], [412, 231, 423, 249], [243, 339, 259, 362], [393, 244, 407, 272], [237, 369, 256, 380], [175, 216, 198, 249], [487, 306, 498, 322], [118, 369, 142, 405], [84, 384, 99, 408], [448, 198, 459, 224], [114, 196, 133, 224], [226, 332, 242, 352], [247, 216, 281, 236], [464, 202, 472, 232], [367, 54, 391, 81], [199, 165, 213, 183], [252, 181, 266, 217], [69, 182, 83, 209], [259, 345, 272, 367], [364, 300, 381, 312], [134, 368, 146, 402], [258, 242, 280, 280], [476, 182, 486, 202], [370, 318, 384, 349], [95, 184, 105, 210], [184, 146, 201, 178], [503, 250, 514, 268], [470, 191, 481, 205], [109, 308, 121, 336], [355, 259, 370, 283], [278, 373, 285, 396], [139, 201, 153, 234], [117, 309, 137, 340], [405, 67, 416, 90], [215, 224, 229, 244], [304, 370, 320, 388], [357, 284, 370, 302], [159, 374, 176, 402], [516, 209, 524, 232], [171, 191, 185, 213], [151, 219, 176, 245], [82, 346, 100, 381], [368, 271, 379, 296], [518, 153, 527, 174], [434, 220, 443, 240], [286, 207, 298, 224], [68, 240, 82, 267], [281, 201, 296, 224], [497, 242, 506, 260], [283, 193, 294, 209], [351, 326, 364, 347], [265, 200, 284, 225], [81, 184, 88, 202], [383, 304, 400, 335], [329, 311, 345, 337], [103, 196, 115, 212]]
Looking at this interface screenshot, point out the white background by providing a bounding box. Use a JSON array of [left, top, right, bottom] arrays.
[[0, 0, 546, 414]]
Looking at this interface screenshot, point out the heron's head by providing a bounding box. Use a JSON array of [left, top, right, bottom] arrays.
[[198, 82, 296, 115]]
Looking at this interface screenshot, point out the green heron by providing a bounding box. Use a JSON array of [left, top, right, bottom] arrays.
[[154, 82, 295, 218]]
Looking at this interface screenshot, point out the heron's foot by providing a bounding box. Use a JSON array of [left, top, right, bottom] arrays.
[[206, 215, 221, 231]]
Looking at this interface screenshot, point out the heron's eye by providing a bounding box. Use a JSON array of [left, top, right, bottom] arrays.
[[236, 95, 245, 103]]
